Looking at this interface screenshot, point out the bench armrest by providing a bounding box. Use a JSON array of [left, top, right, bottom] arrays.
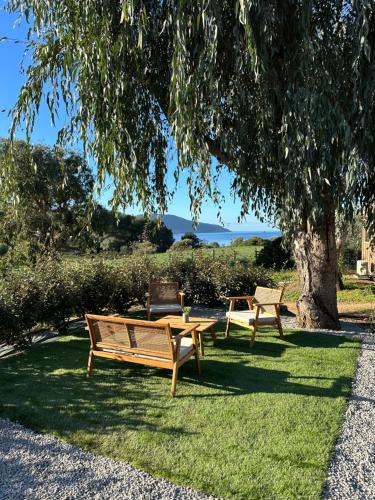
[[174, 324, 197, 341]]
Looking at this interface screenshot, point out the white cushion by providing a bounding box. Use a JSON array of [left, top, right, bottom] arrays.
[[226, 310, 276, 325], [173, 337, 194, 360], [149, 304, 183, 314]]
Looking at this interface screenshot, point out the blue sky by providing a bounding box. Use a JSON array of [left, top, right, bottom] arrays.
[[0, 9, 273, 231]]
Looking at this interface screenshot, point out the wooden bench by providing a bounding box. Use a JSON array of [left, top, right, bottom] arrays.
[[85, 314, 200, 396]]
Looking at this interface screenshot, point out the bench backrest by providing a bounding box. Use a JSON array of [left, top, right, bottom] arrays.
[[254, 286, 284, 313], [85, 314, 174, 360], [149, 282, 179, 305]]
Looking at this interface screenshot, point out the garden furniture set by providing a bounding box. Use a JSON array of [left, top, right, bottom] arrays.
[[85, 282, 285, 395]]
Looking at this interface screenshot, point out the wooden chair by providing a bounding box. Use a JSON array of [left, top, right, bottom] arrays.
[[225, 286, 285, 347], [146, 282, 185, 320], [85, 314, 200, 396]]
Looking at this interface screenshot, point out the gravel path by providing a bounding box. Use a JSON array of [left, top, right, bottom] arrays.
[[0, 418, 216, 500], [324, 332, 375, 499]]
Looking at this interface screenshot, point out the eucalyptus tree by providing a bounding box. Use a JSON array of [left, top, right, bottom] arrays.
[[0, 140, 94, 258], [4, 1, 375, 328]]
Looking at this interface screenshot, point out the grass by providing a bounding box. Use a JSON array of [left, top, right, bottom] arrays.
[[0, 322, 360, 499], [153, 245, 262, 263], [273, 269, 375, 305]]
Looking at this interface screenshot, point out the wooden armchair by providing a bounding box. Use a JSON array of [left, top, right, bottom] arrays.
[[225, 286, 285, 347], [146, 282, 185, 320], [85, 314, 200, 396]]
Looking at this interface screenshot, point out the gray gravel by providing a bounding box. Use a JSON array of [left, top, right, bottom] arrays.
[[324, 332, 375, 500], [0, 418, 216, 500]]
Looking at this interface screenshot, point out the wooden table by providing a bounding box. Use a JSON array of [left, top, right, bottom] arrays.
[[156, 315, 218, 356]]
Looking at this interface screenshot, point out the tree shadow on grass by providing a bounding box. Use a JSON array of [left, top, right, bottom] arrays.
[[0, 336, 198, 438], [211, 329, 360, 358], [181, 358, 353, 400], [0, 328, 361, 436]]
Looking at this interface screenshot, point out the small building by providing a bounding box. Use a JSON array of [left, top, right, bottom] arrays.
[[361, 227, 375, 273]]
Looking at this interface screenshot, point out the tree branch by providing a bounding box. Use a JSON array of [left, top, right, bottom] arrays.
[[204, 136, 232, 166]]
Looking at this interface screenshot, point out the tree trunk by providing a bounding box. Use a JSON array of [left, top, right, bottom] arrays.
[[293, 197, 340, 330]]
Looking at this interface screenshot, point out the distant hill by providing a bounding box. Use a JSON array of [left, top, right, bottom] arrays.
[[137, 214, 231, 233]]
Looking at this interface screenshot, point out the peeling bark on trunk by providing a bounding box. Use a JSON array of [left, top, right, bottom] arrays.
[[293, 196, 340, 330]]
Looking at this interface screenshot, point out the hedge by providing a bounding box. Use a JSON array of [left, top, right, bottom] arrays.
[[0, 253, 273, 348]]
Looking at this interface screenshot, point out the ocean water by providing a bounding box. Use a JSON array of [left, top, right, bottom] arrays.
[[173, 230, 281, 247]]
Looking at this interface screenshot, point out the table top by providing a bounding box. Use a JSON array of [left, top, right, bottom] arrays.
[[155, 315, 217, 332]]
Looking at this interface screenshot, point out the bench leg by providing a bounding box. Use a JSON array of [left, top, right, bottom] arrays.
[[250, 325, 257, 348], [171, 364, 179, 397], [87, 350, 94, 377], [225, 319, 231, 337], [277, 318, 284, 339]]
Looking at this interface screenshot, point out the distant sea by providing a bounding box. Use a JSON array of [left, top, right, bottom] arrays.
[[173, 230, 281, 247]]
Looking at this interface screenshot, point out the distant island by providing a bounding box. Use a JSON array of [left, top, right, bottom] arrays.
[[138, 214, 231, 233]]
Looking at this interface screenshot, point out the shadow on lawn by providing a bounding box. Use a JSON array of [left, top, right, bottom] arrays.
[[0, 336, 195, 438], [0, 329, 358, 435], [210, 329, 359, 358]]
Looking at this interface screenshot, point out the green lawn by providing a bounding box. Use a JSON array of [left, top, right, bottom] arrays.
[[153, 245, 262, 263], [0, 324, 360, 499], [273, 269, 375, 305]]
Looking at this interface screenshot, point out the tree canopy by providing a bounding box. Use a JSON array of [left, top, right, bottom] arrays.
[[0, 140, 94, 260], [4, 1, 375, 327], [5, 0, 375, 235]]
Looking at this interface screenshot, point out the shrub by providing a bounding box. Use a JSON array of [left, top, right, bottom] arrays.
[[161, 251, 274, 306], [255, 237, 294, 270], [168, 239, 194, 251], [131, 240, 157, 255], [0, 252, 273, 348], [180, 232, 202, 248], [246, 236, 266, 246], [231, 237, 244, 246], [0, 243, 9, 256], [0, 269, 42, 348], [231, 236, 266, 247]]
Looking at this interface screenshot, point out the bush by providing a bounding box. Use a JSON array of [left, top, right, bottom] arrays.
[[255, 237, 294, 270], [0, 251, 273, 348], [131, 240, 157, 255], [230, 237, 244, 246], [231, 236, 266, 246], [0, 243, 9, 256], [161, 251, 274, 306], [168, 239, 194, 251], [246, 236, 266, 246], [341, 246, 360, 268], [180, 232, 202, 248]]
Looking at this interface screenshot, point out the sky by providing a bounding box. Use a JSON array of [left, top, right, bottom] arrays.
[[0, 9, 274, 232]]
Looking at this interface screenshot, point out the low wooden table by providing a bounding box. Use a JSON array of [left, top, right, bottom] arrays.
[[156, 315, 218, 356]]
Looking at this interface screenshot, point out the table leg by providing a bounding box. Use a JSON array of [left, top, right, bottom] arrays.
[[211, 327, 217, 343], [199, 332, 204, 356]]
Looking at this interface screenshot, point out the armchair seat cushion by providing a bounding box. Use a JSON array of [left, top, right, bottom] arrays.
[[149, 304, 183, 314], [173, 337, 195, 359], [226, 310, 276, 325]]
